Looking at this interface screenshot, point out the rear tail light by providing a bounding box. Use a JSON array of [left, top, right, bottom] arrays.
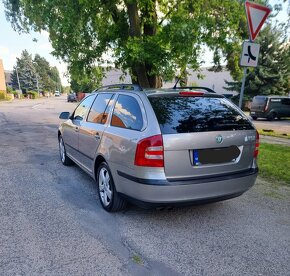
[[264, 101, 269, 111], [134, 135, 164, 167], [254, 130, 259, 158], [179, 91, 204, 96]]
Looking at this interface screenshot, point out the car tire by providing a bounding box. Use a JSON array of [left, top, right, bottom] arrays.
[[97, 162, 127, 212], [267, 112, 276, 121], [58, 135, 74, 166], [252, 116, 257, 120]]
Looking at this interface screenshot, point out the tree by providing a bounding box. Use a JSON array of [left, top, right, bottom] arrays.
[[34, 54, 55, 92], [11, 50, 62, 93], [70, 66, 103, 93], [49, 66, 62, 92], [4, 0, 250, 88], [224, 24, 290, 98], [11, 50, 38, 93]]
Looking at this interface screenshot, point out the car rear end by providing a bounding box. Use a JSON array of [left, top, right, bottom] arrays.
[[67, 93, 77, 102], [117, 90, 259, 206], [250, 96, 268, 119]]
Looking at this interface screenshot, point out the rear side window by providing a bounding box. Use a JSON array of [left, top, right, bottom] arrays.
[[149, 96, 254, 134], [111, 95, 143, 131], [87, 93, 114, 124], [252, 96, 267, 105], [281, 98, 290, 105]]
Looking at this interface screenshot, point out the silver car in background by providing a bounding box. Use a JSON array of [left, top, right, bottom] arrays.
[[58, 84, 259, 212]]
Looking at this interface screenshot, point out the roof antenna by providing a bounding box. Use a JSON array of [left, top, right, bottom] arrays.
[[173, 77, 180, 89]]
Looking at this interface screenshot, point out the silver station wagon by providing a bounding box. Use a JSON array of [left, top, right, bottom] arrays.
[[58, 84, 259, 212]]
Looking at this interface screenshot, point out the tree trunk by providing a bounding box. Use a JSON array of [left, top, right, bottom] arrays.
[[126, 1, 151, 88], [132, 64, 151, 88], [143, 0, 162, 88], [126, 1, 163, 88]]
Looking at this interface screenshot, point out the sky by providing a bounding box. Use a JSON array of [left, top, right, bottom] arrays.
[[0, 1, 69, 85], [0, 1, 288, 87]]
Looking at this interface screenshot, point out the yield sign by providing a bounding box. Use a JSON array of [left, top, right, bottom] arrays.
[[245, 1, 271, 41]]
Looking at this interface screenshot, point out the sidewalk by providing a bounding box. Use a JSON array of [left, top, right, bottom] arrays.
[[260, 135, 290, 146]]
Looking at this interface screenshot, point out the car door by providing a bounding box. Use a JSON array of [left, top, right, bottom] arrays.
[[78, 93, 115, 171], [281, 98, 290, 117], [103, 94, 145, 174], [63, 95, 95, 162]]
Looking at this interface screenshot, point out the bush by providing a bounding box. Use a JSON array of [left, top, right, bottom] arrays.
[[6, 86, 14, 94], [0, 91, 5, 100], [27, 91, 39, 99], [6, 94, 14, 100]]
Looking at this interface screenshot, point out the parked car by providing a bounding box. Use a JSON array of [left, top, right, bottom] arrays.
[[250, 95, 290, 120], [67, 93, 77, 102], [58, 84, 259, 212], [55, 90, 60, 97]]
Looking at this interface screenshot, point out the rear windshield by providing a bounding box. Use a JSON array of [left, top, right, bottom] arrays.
[[252, 96, 267, 105], [149, 96, 254, 134]]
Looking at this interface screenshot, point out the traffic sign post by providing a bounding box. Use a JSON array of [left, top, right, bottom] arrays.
[[245, 1, 271, 41], [238, 1, 271, 109], [240, 41, 260, 67]]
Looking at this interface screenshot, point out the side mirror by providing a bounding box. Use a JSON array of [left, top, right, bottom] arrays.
[[59, 112, 71, 119]]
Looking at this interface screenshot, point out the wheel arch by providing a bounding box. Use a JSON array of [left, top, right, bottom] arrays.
[[94, 155, 107, 181]]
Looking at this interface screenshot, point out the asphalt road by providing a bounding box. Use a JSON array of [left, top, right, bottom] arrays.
[[0, 96, 290, 276], [252, 117, 290, 134]]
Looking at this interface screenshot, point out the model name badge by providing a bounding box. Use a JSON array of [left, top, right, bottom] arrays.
[[244, 135, 256, 142]]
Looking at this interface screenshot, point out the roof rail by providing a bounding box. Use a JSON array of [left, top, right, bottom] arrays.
[[172, 86, 216, 93], [95, 84, 143, 92]]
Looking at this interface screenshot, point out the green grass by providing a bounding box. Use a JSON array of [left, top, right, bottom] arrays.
[[132, 255, 143, 265], [258, 129, 290, 139], [258, 143, 290, 185]]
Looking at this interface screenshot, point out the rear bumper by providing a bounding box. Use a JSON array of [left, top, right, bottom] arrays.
[[116, 168, 258, 204], [250, 111, 266, 118]]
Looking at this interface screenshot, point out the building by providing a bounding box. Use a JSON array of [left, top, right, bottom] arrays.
[[162, 67, 235, 95], [4, 70, 13, 88], [100, 67, 235, 95], [0, 59, 7, 93]]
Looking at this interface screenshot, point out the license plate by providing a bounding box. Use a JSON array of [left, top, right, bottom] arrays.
[[193, 146, 240, 166], [251, 112, 255, 114]]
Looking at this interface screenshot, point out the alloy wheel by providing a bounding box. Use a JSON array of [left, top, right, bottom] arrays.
[[98, 167, 112, 207], [59, 137, 65, 163]]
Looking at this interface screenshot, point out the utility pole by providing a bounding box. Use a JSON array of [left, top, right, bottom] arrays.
[[238, 68, 247, 108], [36, 76, 40, 95], [15, 66, 21, 93]]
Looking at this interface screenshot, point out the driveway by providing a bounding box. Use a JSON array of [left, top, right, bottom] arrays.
[[252, 118, 290, 134], [0, 97, 289, 275]]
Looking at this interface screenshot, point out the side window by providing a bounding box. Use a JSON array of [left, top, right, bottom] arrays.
[[87, 93, 114, 124], [281, 99, 290, 105], [111, 95, 143, 131], [73, 95, 95, 121]]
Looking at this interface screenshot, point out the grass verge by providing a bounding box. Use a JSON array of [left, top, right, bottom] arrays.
[[258, 129, 290, 139], [258, 143, 290, 185]]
